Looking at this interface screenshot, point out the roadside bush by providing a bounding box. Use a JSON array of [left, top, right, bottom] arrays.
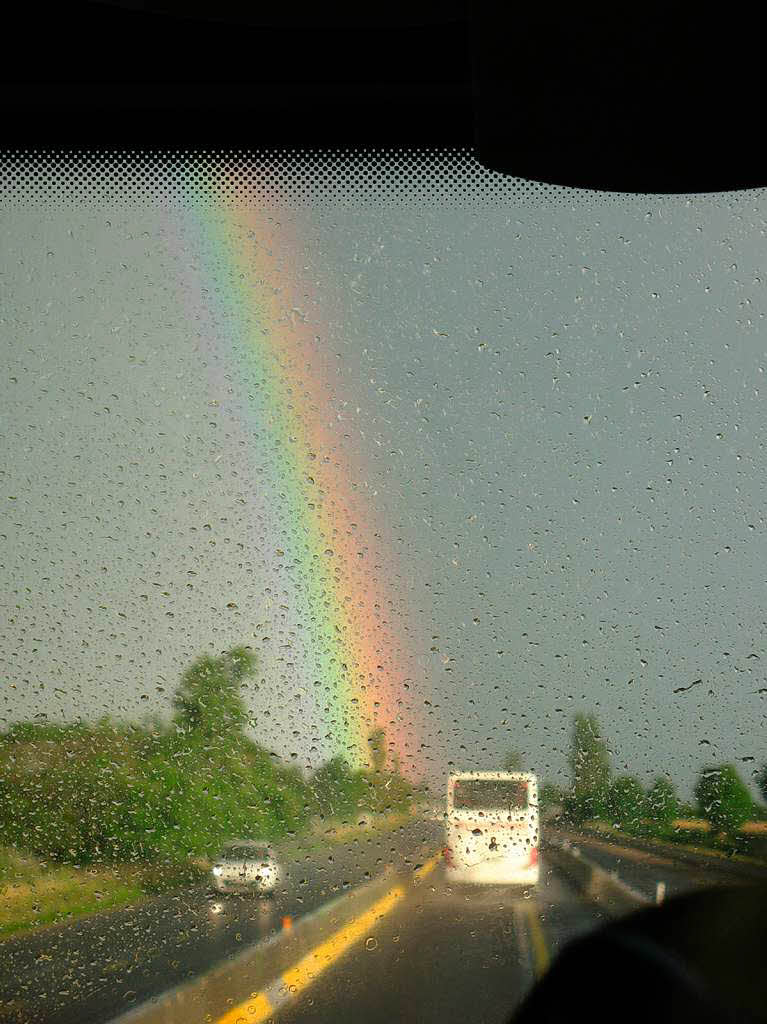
[[540, 782, 566, 813], [0, 649, 408, 871], [644, 777, 679, 835], [606, 776, 645, 835], [694, 764, 755, 839], [0, 720, 313, 865], [562, 785, 610, 825]]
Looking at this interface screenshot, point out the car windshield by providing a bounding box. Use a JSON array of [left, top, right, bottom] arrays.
[[2, 149, 767, 1024], [453, 780, 529, 811]]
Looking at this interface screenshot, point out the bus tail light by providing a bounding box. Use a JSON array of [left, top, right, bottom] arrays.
[[443, 845, 454, 867], [530, 846, 538, 866]]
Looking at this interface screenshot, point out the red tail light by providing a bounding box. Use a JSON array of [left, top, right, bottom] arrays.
[[443, 845, 454, 867], [530, 846, 538, 866]]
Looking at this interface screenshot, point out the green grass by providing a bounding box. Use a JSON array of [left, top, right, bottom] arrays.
[[0, 848, 143, 939], [0, 814, 415, 941]]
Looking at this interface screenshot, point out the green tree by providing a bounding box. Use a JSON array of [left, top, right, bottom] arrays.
[[695, 764, 754, 838], [757, 764, 767, 808], [677, 800, 699, 819], [0, 720, 164, 864], [172, 646, 256, 740], [0, 648, 315, 867], [645, 776, 679, 831], [358, 769, 413, 815], [358, 728, 414, 816], [540, 782, 565, 810], [606, 776, 645, 834], [367, 727, 388, 773], [564, 712, 611, 822], [539, 782, 565, 823], [502, 751, 524, 772], [310, 756, 366, 821]]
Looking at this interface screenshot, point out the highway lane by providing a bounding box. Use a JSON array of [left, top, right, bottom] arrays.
[[244, 859, 609, 1024], [212, 834, 761, 1024], [0, 821, 442, 1024]]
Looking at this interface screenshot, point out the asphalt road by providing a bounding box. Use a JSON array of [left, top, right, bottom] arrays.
[[218, 837, 765, 1024], [0, 821, 441, 1024], [551, 831, 751, 902], [1, 821, 746, 1024], [264, 859, 608, 1024]]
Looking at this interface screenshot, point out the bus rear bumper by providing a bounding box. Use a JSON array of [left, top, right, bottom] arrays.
[[445, 859, 540, 887]]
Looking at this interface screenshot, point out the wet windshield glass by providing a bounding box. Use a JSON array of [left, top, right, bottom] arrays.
[[1, 151, 766, 1024]]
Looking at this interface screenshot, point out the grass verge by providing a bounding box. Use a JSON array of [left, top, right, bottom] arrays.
[[0, 815, 415, 941], [0, 848, 143, 940]]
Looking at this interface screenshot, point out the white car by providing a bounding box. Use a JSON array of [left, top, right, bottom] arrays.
[[210, 840, 281, 896]]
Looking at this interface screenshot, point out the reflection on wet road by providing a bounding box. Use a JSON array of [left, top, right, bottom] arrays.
[[232, 860, 608, 1024]]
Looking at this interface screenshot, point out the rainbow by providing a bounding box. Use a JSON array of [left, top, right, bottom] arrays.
[[178, 198, 419, 776]]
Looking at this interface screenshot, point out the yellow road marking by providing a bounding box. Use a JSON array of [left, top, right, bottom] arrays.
[[217, 991, 274, 1024], [281, 886, 404, 992], [216, 851, 442, 1024], [216, 885, 406, 1024], [523, 905, 550, 978], [413, 850, 442, 883]]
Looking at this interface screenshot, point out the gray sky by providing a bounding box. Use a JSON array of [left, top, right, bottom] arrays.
[[2, 175, 767, 798]]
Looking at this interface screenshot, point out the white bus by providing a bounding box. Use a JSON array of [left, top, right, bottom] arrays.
[[444, 771, 540, 887]]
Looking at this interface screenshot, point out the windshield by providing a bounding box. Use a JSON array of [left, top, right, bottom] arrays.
[[2, 150, 766, 1024], [453, 780, 529, 811]]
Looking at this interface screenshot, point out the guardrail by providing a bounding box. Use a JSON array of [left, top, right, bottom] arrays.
[[543, 835, 649, 917]]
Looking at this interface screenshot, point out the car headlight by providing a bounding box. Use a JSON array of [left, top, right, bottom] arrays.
[[212, 865, 223, 876]]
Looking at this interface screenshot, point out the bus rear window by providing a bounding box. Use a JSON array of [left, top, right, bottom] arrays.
[[452, 780, 528, 810]]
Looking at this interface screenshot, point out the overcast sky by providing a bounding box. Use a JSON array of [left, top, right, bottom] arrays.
[[3, 170, 767, 797]]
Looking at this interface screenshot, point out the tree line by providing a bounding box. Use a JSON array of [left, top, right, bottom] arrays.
[[512, 712, 766, 843], [0, 646, 414, 867]]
